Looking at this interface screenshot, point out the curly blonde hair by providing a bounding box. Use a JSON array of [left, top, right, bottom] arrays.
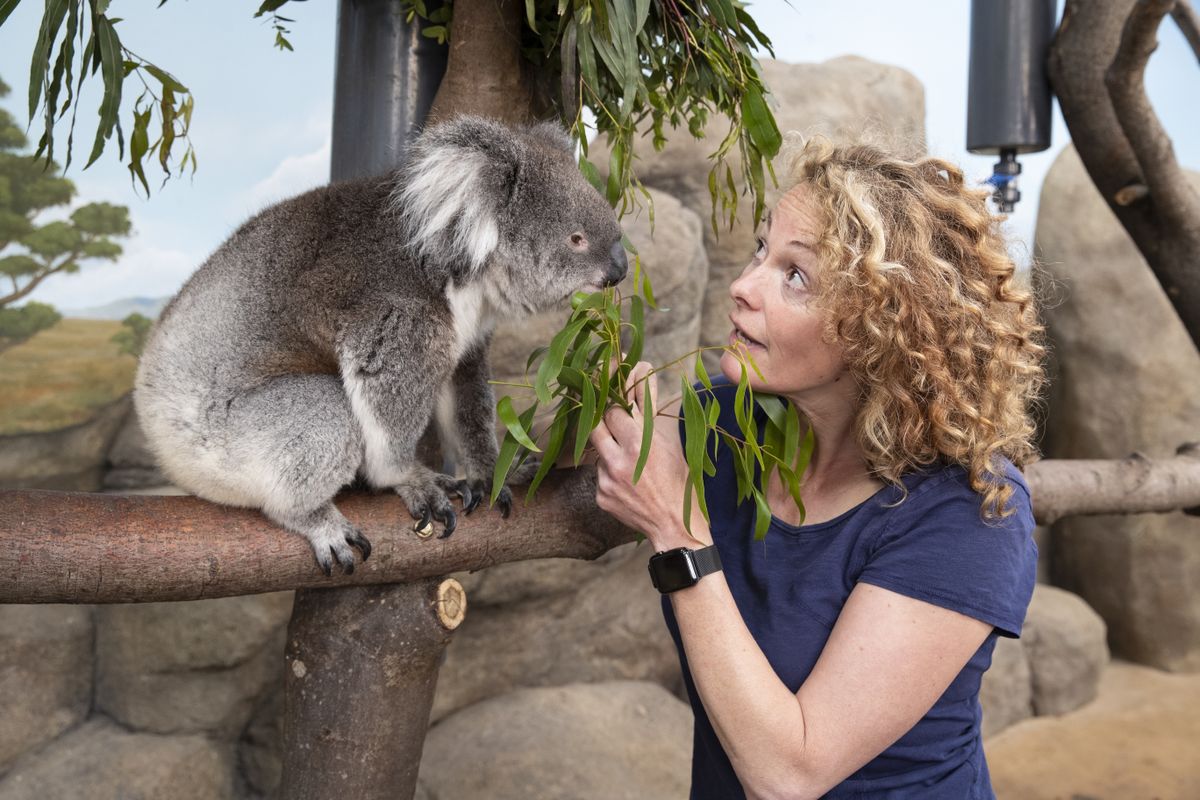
[[779, 135, 1046, 519]]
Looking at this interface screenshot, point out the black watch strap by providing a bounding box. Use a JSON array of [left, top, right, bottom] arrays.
[[691, 544, 722, 578]]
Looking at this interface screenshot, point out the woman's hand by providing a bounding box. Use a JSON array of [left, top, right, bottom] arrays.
[[589, 361, 711, 550]]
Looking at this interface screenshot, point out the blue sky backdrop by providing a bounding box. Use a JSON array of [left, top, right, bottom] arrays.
[[0, 0, 1196, 310]]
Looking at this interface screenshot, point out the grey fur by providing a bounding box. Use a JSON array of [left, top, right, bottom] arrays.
[[135, 116, 626, 575]]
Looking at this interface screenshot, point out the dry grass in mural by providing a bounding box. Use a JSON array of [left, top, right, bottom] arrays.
[[0, 318, 135, 436]]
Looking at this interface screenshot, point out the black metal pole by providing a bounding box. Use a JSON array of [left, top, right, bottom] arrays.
[[330, 0, 448, 182]]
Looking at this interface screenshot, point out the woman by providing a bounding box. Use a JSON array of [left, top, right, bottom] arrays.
[[589, 136, 1045, 799]]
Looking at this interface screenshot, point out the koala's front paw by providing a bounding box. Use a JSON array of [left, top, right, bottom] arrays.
[[395, 471, 461, 539]]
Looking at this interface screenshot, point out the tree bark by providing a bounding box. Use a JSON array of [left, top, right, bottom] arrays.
[[278, 578, 464, 800], [6, 458, 1200, 604], [1049, 0, 1200, 351], [427, 0, 537, 124]]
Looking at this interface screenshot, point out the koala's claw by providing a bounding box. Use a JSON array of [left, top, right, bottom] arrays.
[[435, 506, 458, 539], [495, 486, 513, 519], [412, 508, 432, 533], [346, 528, 372, 562]]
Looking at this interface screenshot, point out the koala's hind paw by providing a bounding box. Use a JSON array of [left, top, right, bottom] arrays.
[[309, 524, 372, 577], [272, 504, 372, 577]]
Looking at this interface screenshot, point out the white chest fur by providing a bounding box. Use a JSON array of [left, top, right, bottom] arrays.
[[445, 281, 495, 363]]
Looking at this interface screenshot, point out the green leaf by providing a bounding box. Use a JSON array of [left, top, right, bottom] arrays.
[[255, 0, 292, 16], [526, 402, 570, 500], [741, 83, 782, 158], [491, 404, 537, 503], [127, 105, 151, 195], [0, 0, 22, 27], [535, 316, 587, 405], [755, 394, 786, 432], [524, 344, 548, 374], [751, 486, 772, 540], [695, 352, 713, 391], [142, 63, 188, 93], [29, 0, 69, 122], [624, 294, 644, 367], [632, 373, 654, 483], [605, 136, 624, 207], [86, 15, 123, 168], [578, 157, 604, 194], [573, 378, 596, 465], [497, 395, 541, 453], [524, 0, 537, 33], [681, 378, 709, 526]]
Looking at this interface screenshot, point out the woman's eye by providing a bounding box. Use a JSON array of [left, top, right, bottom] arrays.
[[785, 267, 807, 289], [753, 237, 766, 259]]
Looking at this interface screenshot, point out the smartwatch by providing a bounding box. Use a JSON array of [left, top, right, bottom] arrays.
[[647, 545, 723, 594]]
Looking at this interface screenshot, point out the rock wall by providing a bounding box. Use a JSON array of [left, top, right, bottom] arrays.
[[1035, 145, 1200, 672], [0, 395, 131, 491]]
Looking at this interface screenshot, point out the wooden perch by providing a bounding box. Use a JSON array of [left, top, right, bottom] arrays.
[[0, 467, 635, 605], [1025, 446, 1200, 524], [5, 454, 1200, 605]]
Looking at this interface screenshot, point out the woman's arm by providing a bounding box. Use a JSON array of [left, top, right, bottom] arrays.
[[590, 365, 993, 800]]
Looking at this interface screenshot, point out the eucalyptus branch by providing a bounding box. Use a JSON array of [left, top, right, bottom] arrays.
[[493, 284, 813, 540]]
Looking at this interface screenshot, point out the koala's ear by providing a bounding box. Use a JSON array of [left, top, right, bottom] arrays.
[[391, 116, 521, 283]]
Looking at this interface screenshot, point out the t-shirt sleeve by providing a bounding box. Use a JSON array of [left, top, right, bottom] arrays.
[[856, 468, 1038, 638]]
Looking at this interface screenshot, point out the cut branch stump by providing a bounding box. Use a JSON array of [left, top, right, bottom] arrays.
[[279, 578, 464, 800]]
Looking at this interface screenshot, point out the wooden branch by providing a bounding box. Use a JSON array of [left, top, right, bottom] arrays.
[[1049, 0, 1200, 352], [0, 467, 635, 604], [6, 455, 1200, 605], [1024, 446, 1200, 524], [1172, 0, 1200, 63], [279, 579, 459, 799], [1106, 0, 1200, 231]]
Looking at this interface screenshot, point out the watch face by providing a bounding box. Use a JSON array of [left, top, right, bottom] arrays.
[[649, 549, 700, 593]]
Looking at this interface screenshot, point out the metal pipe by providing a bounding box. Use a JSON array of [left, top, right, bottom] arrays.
[[330, 0, 448, 181]]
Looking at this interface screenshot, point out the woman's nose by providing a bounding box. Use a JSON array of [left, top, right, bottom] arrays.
[[729, 263, 762, 308]]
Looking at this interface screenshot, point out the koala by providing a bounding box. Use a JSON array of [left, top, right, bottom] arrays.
[[135, 116, 627, 575]]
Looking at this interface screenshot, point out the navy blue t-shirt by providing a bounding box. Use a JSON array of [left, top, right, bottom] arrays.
[[664, 382, 1038, 799]]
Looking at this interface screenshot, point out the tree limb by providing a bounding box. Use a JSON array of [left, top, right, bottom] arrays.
[[0, 251, 79, 307], [1027, 446, 1200, 524], [0, 467, 636, 604], [1106, 0, 1200, 231], [1172, 0, 1200, 62], [1049, 0, 1200, 352], [6, 457, 1200, 604]]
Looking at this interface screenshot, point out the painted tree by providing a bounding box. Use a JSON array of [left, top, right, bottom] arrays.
[[0, 75, 131, 349]]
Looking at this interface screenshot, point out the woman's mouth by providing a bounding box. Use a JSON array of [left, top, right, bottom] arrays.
[[729, 325, 765, 350]]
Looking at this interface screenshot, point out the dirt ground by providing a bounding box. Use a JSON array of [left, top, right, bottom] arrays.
[[986, 660, 1200, 800]]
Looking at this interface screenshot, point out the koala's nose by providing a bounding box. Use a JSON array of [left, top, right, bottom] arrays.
[[606, 240, 629, 286]]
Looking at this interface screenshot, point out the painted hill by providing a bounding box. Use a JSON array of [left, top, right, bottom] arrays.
[[63, 296, 169, 321]]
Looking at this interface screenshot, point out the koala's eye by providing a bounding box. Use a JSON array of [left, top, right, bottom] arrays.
[[569, 232, 587, 250]]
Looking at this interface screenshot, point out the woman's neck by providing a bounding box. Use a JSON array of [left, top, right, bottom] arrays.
[[772, 386, 882, 525]]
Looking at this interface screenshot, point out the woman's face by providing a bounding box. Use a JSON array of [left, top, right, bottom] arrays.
[[719, 184, 853, 404]]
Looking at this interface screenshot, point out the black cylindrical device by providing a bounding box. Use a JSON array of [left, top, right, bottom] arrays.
[[330, 0, 449, 182], [966, 0, 1056, 211]]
